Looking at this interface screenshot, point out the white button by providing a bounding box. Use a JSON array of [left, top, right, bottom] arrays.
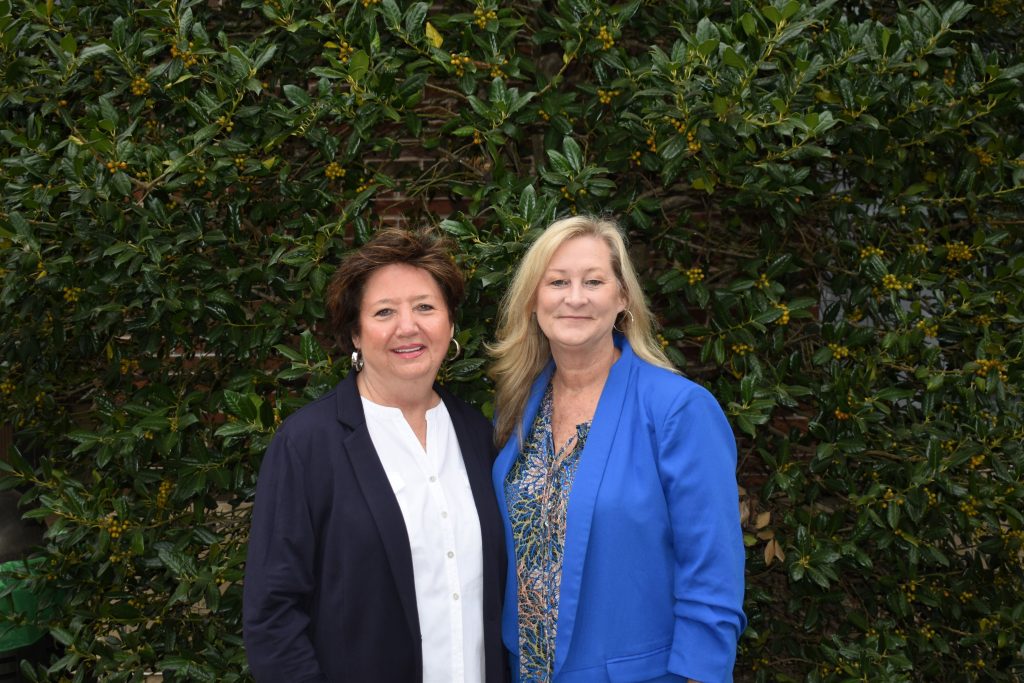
[[441, 511, 448, 518], [447, 551, 455, 558], [452, 593, 460, 601], [429, 475, 437, 482]]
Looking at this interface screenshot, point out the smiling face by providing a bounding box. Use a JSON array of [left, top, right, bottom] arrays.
[[533, 235, 626, 356], [352, 263, 453, 397]]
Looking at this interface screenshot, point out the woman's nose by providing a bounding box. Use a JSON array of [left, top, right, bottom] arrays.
[[565, 282, 586, 305], [395, 307, 418, 333]]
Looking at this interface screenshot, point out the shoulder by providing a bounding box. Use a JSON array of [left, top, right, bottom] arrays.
[[626, 358, 737, 466], [629, 356, 725, 419], [278, 387, 341, 432], [268, 384, 351, 460]]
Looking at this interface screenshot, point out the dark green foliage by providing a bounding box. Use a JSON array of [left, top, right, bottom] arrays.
[[1, 0, 1022, 680]]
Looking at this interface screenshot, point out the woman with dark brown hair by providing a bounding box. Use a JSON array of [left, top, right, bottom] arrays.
[[244, 228, 506, 683]]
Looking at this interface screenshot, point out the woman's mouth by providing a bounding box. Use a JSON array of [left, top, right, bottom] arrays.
[[393, 344, 426, 355]]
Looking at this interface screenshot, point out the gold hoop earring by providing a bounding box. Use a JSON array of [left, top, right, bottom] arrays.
[[350, 349, 364, 372], [615, 309, 634, 331], [447, 338, 461, 361]]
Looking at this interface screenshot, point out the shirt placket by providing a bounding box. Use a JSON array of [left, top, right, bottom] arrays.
[[422, 421, 465, 683]]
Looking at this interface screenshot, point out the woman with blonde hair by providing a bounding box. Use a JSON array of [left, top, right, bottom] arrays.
[[490, 215, 746, 683]]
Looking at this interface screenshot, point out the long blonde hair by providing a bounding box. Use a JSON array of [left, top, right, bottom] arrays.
[[489, 215, 676, 447]]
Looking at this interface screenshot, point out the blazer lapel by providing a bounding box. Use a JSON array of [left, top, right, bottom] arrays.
[[554, 335, 635, 677], [335, 373, 420, 642], [492, 361, 555, 655]]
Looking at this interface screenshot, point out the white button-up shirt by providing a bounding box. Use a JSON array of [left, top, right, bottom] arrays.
[[362, 397, 485, 683]]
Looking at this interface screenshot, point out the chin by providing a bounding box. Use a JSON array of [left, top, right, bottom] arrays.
[[396, 362, 442, 380], [550, 336, 600, 349]]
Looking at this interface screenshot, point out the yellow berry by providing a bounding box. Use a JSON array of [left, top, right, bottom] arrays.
[[325, 161, 346, 179]]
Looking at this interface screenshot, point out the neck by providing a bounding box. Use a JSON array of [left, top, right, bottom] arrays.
[[356, 369, 438, 413], [550, 338, 620, 393]]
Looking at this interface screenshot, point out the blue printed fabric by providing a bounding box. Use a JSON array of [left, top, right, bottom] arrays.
[[504, 382, 591, 682]]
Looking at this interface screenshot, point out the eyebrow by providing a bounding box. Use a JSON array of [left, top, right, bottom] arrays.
[[367, 294, 437, 306], [545, 267, 608, 274]]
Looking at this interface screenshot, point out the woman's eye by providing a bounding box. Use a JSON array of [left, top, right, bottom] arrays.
[[585, 279, 604, 287], [550, 279, 568, 287], [416, 303, 436, 312], [373, 308, 393, 317]]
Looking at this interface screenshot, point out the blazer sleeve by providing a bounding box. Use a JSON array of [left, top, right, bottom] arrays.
[[243, 429, 328, 683], [654, 383, 747, 683]]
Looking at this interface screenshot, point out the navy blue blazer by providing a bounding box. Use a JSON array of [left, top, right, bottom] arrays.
[[244, 373, 507, 683], [493, 336, 746, 683]]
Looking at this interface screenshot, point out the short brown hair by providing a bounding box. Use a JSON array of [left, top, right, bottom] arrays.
[[325, 227, 465, 353]]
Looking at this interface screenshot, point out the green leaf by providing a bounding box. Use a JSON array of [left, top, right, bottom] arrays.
[[762, 5, 782, 25], [562, 137, 584, 172], [766, 254, 792, 278], [740, 13, 757, 36], [99, 94, 119, 125], [447, 358, 486, 378], [381, 0, 402, 29], [50, 628, 76, 647], [736, 413, 756, 436], [886, 501, 901, 529], [713, 337, 725, 365], [993, 63, 1024, 80], [223, 390, 257, 421], [439, 219, 475, 238], [403, 2, 429, 37], [79, 44, 112, 61], [282, 84, 311, 107], [519, 184, 537, 219], [349, 51, 370, 81], [254, 44, 278, 70], [215, 422, 258, 438], [112, 16, 126, 47], [874, 388, 913, 402], [781, 0, 801, 20], [722, 46, 746, 69], [941, 1, 972, 26], [109, 172, 131, 196], [300, 330, 327, 364], [157, 545, 196, 578], [467, 96, 490, 119], [180, 7, 194, 36], [697, 38, 719, 58], [547, 149, 572, 175], [695, 17, 719, 43], [130, 528, 145, 555]]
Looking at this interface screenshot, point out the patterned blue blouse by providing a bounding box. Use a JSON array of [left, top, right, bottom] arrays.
[[504, 382, 591, 682]]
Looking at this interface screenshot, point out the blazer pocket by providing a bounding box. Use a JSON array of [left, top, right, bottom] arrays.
[[605, 643, 672, 682]]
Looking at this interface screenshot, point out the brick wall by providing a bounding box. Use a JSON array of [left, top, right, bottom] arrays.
[[361, 127, 491, 227]]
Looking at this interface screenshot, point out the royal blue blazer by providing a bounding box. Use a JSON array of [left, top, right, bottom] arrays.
[[244, 373, 507, 683], [493, 335, 746, 683]]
